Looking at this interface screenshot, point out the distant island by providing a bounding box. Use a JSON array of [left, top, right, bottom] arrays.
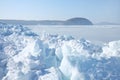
[[0, 17, 93, 25], [64, 18, 93, 25]]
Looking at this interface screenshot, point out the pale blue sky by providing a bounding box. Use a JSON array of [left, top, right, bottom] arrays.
[[0, 0, 120, 23]]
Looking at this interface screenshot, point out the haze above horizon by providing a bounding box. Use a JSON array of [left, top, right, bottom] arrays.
[[0, 0, 120, 24]]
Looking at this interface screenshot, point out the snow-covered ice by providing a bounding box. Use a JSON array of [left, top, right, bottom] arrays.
[[26, 25, 120, 43], [0, 23, 120, 80]]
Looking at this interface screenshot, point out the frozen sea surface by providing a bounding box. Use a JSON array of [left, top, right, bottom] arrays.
[[26, 25, 120, 43], [0, 23, 120, 80]]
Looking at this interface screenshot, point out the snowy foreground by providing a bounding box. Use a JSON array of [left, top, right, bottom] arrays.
[[0, 23, 120, 80]]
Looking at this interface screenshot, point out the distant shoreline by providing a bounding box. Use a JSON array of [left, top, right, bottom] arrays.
[[0, 17, 93, 25]]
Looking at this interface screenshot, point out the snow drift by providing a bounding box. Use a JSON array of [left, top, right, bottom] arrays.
[[0, 23, 120, 80]]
